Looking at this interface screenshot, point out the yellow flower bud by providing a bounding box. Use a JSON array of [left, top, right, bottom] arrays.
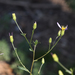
[[49, 37, 52, 43], [58, 70, 64, 75], [70, 68, 73, 73], [61, 30, 65, 36], [33, 22, 37, 30], [10, 35, 14, 43], [42, 58, 45, 64], [9, 33, 14, 43], [38, 71, 40, 74], [12, 13, 16, 21], [52, 53, 59, 62], [58, 30, 61, 36]]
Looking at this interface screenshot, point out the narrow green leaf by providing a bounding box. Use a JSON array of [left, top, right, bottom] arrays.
[[29, 48, 33, 52], [18, 66, 30, 73]]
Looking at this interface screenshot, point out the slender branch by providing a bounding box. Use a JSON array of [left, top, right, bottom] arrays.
[[23, 34, 33, 51], [30, 45, 36, 75], [15, 21, 23, 34], [58, 61, 72, 74], [38, 64, 43, 75], [34, 36, 62, 61], [12, 43, 30, 73], [14, 20, 33, 51], [30, 29, 34, 44]]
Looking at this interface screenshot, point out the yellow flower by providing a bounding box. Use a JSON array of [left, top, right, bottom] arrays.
[[12, 13, 16, 21], [42, 58, 45, 64], [52, 53, 59, 62], [57, 22, 68, 30], [49, 37, 52, 43], [33, 22, 37, 30], [61, 30, 65, 36], [58, 30, 61, 36], [9, 33, 14, 43], [58, 70, 64, 75], [61, 26, 67, 30]]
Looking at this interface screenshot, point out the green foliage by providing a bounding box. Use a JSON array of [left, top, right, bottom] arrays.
[[12, 39, 31, 75], [0, 39, 11, 61], [66, 0, 75, 11], [18, 66, 30, 73]]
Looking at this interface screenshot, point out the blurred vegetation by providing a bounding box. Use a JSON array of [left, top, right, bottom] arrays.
[[11, 39, 30, 75], [0, 39, 11, 61], [66, 0, 75, 11]]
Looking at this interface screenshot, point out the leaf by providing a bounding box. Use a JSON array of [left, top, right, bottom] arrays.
[[33, 40, 38, 46], [29, 48, 33, 52], [18, 66, 30, 73]]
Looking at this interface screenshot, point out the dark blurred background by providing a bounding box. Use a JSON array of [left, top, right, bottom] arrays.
[[0, 0, 75, 75]]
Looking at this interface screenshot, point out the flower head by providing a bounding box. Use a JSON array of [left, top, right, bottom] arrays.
[[57, 22, 68, 30], [51, 53, 59, 62], [58, 70, 64, 75], [42, 58, 45, 64], [12, 13, 16, 21], [33, 21, 37, 30], [9, 32, 14, 43], [49, 37, 52, 43]]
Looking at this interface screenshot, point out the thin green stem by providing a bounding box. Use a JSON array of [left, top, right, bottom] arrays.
[[58, 61, 72, 74], [23, 34, 33, 51], [14, 20, 33, 51], [30, 45, 36, 75], [30, 29, 35, 44], [72, 72, 73, 75], [12, 43, 30, 73], [34, 36, 62, 61], [15, 21, 23, 34], [38, 64, 43, 75]]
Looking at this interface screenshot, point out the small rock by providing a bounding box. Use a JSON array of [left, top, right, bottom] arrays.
[[0, 61, 14, 75]]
